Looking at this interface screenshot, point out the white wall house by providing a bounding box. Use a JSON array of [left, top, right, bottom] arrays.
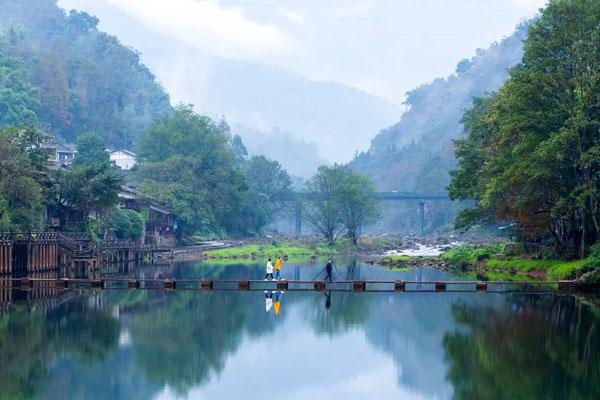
[[110, 150, 137, 170]]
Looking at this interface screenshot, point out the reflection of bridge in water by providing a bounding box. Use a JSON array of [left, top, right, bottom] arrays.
[[289, 192, 452, 237]]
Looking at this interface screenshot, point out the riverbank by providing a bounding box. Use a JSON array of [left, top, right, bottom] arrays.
[[374, 243, 600, 282], [201, 236, 403, 261]]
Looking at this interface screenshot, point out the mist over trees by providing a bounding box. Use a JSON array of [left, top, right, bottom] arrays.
[[450, 0, 600, 259], [233, 124, 327, 179], [350, 22, 529, 192], [348, 22, 530, 234], [0, 0, 171, 148]]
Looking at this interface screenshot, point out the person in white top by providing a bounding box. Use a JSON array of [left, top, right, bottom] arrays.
[[265, 258, 274, 280]]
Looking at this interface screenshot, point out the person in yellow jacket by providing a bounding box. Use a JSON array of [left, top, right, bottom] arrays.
[[274, 256, 282, 280]]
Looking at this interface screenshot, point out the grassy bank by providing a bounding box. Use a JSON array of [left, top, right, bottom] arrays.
[[440, 244, 593, 281], [204, 236, 401, 260]]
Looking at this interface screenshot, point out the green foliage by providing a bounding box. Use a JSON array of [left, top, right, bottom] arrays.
[[0, 0, 171, 147], [583, 241, 600, 269], [205, 244, 333, 259], [243, 155, 292, 233], [441, 243, 588, 280], [137, 105, 249, 236], [0, 125, 51, 230], [55, 162, 123, 229], [73, 132, 109, 166], [0, 37, 39, 126], [305, 164, 378, 243], [105, 208, 144, 241], [450, 0, 600, 259]]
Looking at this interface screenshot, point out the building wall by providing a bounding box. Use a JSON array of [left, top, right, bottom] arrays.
[[111, 151, 136, 170]]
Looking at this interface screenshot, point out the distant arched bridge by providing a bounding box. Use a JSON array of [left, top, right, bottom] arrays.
[[287, 192, 452, 237]]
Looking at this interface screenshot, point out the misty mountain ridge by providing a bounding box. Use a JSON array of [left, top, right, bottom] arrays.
[[232, 123, 326, 179], [350, 22, 530, 192], [194, 59, 402, 163]]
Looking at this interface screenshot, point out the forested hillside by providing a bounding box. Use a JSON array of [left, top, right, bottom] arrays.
[[349, 23, 529, 193], [450, 0, 600, 259], [0, 0, 171, 148]]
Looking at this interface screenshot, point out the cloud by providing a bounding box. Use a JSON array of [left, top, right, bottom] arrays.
[[511, 0, 547, 13], [280, 7, 305, 25], [104, 0, 293, 58]]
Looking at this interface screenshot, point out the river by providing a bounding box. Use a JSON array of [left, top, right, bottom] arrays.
[[1, 258, 599, 399]]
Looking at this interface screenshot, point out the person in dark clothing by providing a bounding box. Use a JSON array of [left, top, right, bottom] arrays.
[[325, 259, 333, 281]]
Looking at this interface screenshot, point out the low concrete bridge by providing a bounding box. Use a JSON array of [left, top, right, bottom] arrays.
[[289, 191, 451, 237], [4, 277, 598, 294]]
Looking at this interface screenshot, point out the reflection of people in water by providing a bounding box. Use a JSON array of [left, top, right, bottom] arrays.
[[264, 291, 273, 313], [324, 290, 331, 313], [273, 291, 284, 316], [325, 259, 333, 281]]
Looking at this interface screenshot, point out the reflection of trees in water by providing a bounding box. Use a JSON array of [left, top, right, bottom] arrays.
[[305, 290, 372, 337], [443, 295, 600, 400], [363, 293, 481, 399], [0, 295, 120, 399], [129, 291, 275, 395]]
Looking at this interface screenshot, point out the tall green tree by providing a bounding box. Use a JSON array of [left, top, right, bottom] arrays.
[[0, 38, 39, 126], [72, 132, 110, 166], [137, 105, 248, 236], [306, 164, 377, 243], [55, 134, 122, 232], [450, 0, 600, 258], [0, 126, 51, 230], [244, 155, 292, 232], [305, 165, 347, 242], [338, 170, 378, 244]]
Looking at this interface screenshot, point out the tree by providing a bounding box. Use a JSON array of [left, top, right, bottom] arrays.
[[338, 169, 378, 244], [244, 155, 292, 232], [73, 132, 109, 166], [231, 134, 248, 165], [0, 126, 51, 230], [305, 164, 377, 243], [449, 0, 600, 258], [55, 162, 122, 232], [105, 208, 144, 241], [305, 165, 346, 242], [0, 39, 39, 127], [137, 105, 248, 236]]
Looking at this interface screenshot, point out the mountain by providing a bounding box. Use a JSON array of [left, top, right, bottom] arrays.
[[0, 0, 172, 149], [194, 60, 401, 163], [232, 124, 327, 179], [349, 22, 530, 193]]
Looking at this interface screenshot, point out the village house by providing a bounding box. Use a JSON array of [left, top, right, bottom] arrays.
[[43, 139, 76, 169], [118, 186, 177, 245], [110, 150, 137, 170]]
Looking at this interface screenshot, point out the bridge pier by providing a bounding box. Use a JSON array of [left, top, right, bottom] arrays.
[[295, 208, 302, 237], [418, 201, 425, 238]]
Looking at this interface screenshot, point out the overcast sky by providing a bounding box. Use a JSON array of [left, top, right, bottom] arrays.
[[58, 0, 546, 106]]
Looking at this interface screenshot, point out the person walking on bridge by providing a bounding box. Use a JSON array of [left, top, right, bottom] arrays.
[[274, 256, 283, 280], [325, 259, 333, 281], [265, 258, 274, 280]]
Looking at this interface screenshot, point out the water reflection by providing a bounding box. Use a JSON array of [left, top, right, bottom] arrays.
[[0, 259, 598, 399]]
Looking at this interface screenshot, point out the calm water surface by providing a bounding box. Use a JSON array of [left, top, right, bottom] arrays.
[[1, 259, 599, 399]]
